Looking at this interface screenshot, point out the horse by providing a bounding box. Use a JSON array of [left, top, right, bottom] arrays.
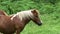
[[0, 10, 8, 16], [0, 9, 42, 34], [10, 9, 42, 34]]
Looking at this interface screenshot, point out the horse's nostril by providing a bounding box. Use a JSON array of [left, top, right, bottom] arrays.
[[38, 23, 42, 26]]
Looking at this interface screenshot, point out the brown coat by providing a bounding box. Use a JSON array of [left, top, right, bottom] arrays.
[[0, 15, 15, 34]]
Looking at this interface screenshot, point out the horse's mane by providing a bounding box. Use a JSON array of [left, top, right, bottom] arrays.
[[11, 9, 40, 20]]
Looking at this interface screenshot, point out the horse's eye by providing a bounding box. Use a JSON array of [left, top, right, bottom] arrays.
[[35, 16, 38, 17]]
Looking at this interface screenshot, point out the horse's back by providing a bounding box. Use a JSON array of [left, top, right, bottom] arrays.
[[0, 10, 7, 16]]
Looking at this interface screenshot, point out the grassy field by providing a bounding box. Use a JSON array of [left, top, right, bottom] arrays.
[[0, 0, 60, 34], [21, 12, 60, 34]]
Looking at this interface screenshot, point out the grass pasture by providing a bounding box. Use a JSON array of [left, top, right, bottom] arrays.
[[0, 0, 60, 34]]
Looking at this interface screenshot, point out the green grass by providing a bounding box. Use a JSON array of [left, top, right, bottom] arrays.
[[0, 0, 60, 34], [20, 13, 60, 34]]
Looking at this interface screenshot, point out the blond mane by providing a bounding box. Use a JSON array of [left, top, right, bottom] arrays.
[[11, 9, 39, 21]]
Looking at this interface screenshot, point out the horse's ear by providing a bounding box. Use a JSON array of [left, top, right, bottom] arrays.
[[31, 9, 38, 14]]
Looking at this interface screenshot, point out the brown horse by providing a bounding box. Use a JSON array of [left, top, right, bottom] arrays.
[[0, 10, 8, 16], [10, 9, 42, 34], [0, 9, 42, 34]]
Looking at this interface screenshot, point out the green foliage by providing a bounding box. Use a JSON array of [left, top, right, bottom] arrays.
[[0, 0, 57, 15]]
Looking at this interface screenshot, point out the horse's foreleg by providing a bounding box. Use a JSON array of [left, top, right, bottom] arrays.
[[4, 33, 14, 34], [16, 29, 20, 34]]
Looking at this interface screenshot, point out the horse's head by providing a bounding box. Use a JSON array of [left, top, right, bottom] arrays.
[[30, 9, 42, 26]]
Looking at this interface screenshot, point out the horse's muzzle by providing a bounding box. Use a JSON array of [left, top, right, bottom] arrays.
[[38, 23, 42, 26]]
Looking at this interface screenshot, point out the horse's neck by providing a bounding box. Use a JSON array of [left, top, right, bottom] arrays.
[[22, 17, 31, 25], [18, 15, 31, 25], [12, 15, 31, 26], [12, 11, 32, 26], [18, 13, 31, 25]]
